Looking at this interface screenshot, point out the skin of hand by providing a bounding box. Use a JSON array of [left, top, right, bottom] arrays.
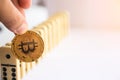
[[0, 0, 32, 34]]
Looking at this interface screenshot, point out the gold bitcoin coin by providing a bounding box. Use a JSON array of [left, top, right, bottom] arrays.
[[11, 31, 44, 62]]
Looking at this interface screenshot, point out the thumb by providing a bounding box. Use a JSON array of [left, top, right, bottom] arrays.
[[0, 0, 28, 34]]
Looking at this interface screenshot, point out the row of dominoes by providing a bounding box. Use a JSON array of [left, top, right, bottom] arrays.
[[31, 11, 69, 54], [0, 11, 69, 80]]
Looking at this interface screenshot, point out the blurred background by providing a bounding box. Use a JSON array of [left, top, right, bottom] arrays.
[[1, 0, 120, 80], [46, 0, 120, 29]]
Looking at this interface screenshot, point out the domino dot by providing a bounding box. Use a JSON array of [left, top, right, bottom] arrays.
[[3, 77, 7, 80], [11, 73, 16, 77], [11, 68, 16, 72], [3, 67, 7, 71], [3, 72, 7, 76], [6, 54, 11, 59], [12, 78, 16, 80]]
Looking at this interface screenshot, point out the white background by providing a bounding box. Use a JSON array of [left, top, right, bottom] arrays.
[[45, 0, 120, 28], [23, 27, 120, 80]]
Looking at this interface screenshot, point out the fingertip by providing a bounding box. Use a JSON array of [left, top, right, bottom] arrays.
[[19, 0, 32, 9], [13, 23, 28, 35], [0, 0, 28, 35]]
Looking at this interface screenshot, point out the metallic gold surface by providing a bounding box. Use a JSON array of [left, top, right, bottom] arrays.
[[11, 31, 44, 62]]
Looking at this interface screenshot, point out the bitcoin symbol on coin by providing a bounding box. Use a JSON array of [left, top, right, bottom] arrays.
[[18, 39, 38, 54], [11, 31, 44, 62]]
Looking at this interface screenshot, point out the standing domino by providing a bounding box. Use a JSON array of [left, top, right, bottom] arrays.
[[0, 45, 21, 80]]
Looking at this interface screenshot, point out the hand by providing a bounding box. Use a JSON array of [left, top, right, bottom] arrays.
[[0, 0, 32, 34]]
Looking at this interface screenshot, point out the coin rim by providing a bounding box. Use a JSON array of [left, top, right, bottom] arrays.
[[11, 30, 44, 62]]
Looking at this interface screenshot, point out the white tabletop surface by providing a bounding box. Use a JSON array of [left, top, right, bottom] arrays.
[[22, 27, 120, 80]]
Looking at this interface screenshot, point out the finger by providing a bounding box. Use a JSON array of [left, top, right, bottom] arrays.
[[0, 0, 28, 34], [11, 0, 25, 16], [18, 0, 32, 9]]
